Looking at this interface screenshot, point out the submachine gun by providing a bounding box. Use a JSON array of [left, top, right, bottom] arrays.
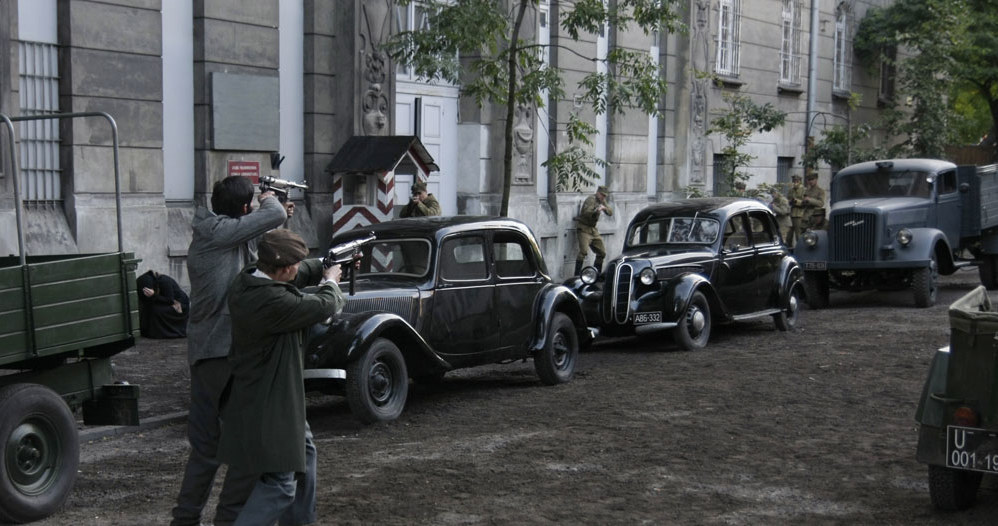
[[322, 231, 377, 295], [259, 175, 308, 203]]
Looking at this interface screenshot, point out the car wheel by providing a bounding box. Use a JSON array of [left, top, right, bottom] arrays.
[[979, 255, 998, 290], [928, 464, 982, 511], [345, 338, 408, 424], [803, 271, 829, 309], [773, 283, 802, 332], [0, 383, 79, 524], [913, 256, 938, 308], [534, 313, 579, 385], [673, 291, 711, 351]]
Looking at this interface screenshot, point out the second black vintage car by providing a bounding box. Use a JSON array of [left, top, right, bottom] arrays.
[[566, 198, 803, 350], [304, 216, 591, 423]]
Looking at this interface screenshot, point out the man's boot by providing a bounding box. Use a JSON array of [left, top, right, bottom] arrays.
[[573, 260, 583, 277], [593, 258, 604, 277]]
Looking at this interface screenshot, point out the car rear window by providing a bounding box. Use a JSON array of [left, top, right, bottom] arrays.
[[628, 217, 720, 246]]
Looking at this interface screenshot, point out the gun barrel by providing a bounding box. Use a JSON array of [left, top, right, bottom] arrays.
[[261, 175, 308, 190]]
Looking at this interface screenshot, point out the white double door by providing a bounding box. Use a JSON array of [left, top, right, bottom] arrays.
[[395, 87, 458, 215]]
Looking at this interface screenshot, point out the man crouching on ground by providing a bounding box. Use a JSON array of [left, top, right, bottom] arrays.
[[219, 229, 345, 525]]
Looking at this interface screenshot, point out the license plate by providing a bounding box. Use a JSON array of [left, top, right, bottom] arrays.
[[633, 312, 662, 324], [803, 261, 827, 271], [946, 425, 998, 473]]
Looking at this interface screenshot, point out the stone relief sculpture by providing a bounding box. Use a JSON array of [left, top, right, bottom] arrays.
[[360, 1, 392, 136], [688, 0, 710, 185], [513, 104, 535, 184]]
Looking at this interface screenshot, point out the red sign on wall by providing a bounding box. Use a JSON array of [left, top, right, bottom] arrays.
[[227, 160, 261, 183]]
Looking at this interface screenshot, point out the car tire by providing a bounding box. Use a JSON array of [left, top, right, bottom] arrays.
[[928, 464, 982, 511], [673, 291, 711, 351], [913, 256, 938, 308], [979, 255, 998, 290], [803, 271, 829, 309], [534, 313, 579, 385], [0, 383, 79, 524], [346, 338, 409, 424], [773, 283, 802, 332]]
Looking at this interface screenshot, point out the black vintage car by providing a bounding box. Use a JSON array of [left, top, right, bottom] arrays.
[[305, 216, 590, 423], [566, 198, 804, 350]]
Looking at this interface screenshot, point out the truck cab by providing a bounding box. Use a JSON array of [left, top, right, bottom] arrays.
[[794, 159, 998, 308]]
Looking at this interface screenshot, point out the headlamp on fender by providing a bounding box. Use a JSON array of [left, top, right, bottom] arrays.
[[803, 230, 819, 247], [580, 266, 599, 284]]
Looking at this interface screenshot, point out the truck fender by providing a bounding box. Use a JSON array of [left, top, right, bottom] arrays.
[[792, 230, 829, 263], [305, 311, 449, 373], [904, 228, 952, 270], [531, 284, 588, 353]]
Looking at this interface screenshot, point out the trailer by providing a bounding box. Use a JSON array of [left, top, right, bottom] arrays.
[[0, 112, 140, 523]]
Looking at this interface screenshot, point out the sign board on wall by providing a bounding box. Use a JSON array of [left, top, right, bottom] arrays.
[[227, 160, 261, 183]]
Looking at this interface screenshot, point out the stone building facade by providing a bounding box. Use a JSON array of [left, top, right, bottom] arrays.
[[0, 0, 896, 285]]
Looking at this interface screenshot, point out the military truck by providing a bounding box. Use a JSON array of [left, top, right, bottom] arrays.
[[794, 159, 998, 308], [915, 285, 998, 510], [0, 112, 140, 523]]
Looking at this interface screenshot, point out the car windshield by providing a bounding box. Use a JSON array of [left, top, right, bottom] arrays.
[[628, 216, 720, 246], [834, 169, 933, 200], [356, 239, 431, 277]]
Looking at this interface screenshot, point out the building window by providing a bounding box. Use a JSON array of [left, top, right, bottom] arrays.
[[341, 174, 376, 206], [715, 0, 741, 77], [18, 41, 61, 204], [879, 46, 896, 103], [779, 0, 802, 86], [777, 157, 794, 185], [832, 5, 852, 94], [713, 153, 733, 195], [394, 2, 432, 82]]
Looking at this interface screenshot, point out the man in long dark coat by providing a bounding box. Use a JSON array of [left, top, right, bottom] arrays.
[[219, 229, 345, 525]]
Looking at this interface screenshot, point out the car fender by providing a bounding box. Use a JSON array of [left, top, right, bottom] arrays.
[[778, 256, 803, 306], [305, 311, 450, 373], [530, 284, 588, 353], [792, 230, 829, 262], [666, 272, 727, 321]]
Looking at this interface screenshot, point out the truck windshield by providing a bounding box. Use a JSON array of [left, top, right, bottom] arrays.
[[628, 217, 720, 246], [834, 170, 933, 200]]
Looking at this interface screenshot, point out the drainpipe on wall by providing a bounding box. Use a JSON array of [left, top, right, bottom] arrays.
[[805, 0, 820, 166]]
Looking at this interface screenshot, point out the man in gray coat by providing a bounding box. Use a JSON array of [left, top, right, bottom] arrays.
[[171, 176, 289, 526]]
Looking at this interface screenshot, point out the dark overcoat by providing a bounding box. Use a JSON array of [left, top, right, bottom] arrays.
[[218, 259, 345, 473]]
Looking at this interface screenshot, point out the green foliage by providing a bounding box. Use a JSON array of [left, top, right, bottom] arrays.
[[803, 124, 879, 172], [707, 93, 786, 196], [386, 0, 684, 214]]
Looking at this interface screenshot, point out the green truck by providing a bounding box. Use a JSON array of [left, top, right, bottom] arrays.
[[916, 285, 998, 510], [0, 113, 140, 523]]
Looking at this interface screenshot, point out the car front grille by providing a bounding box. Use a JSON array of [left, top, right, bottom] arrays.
[[612, 263, 633, 324], [831, 212, 877, 262], [343, 295, 417, 324]]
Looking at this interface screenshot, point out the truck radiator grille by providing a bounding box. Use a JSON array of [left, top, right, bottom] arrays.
[[831, 212, 877, 262], [343, 296, 417, 324]]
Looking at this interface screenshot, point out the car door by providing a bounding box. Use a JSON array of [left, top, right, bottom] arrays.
[[715, 213, 757, 314], [493, 229, 544, 355], [747, 210, 784, 310], [429, 234, 498, 364]]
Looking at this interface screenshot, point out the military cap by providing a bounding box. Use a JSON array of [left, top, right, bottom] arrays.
[[257, 229, 308, 268], [411, 181, 427, 194], [791, 174, 802, 181], [806, 172, 818, 181], [597, 185, 610, 195]]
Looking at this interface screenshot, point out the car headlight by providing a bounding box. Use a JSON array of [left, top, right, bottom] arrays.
[[896, 228, 912, 246], [803, 231, 818, 247], [580, 266, 599, 284], [639, 267, 656, 286]]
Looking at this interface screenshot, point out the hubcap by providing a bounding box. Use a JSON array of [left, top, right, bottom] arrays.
[[688, 307, 706, 337], [6, 420, 60, 495], [552, 331, 569, 369], [368, 360, 394, 406]]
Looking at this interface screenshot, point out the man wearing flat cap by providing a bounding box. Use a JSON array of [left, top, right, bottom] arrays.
[[218, 229, 346, 525], [399, 181, 441, 217], [574, 185, 613, 276]]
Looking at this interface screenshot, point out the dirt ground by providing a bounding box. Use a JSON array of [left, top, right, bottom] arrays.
[[27, 268, 998, 525]]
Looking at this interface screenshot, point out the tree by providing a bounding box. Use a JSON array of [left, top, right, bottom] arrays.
[[385, 0, 683, 216], [707, 92, 786, 196], [856, 0, 998, 161]]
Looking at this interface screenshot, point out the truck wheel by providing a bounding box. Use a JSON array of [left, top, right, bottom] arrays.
[[773, 283, 802, 332], [346, 338, 408, 424], [928, 464, 982, 511], [0, 384, 79, 524], [803, 271, 829, 309], [913, 258, 938, 308], [534, 313, 579, 385], [673, 292, 711, 351], [979, 256, 998, 290]]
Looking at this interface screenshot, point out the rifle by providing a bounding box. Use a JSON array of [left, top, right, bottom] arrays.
[[259, 175, 308, 203], [323, 232, 376, 295]]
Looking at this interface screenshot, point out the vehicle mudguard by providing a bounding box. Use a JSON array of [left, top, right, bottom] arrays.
[[792, 230, 829, 263], [305, 311, 449, 373], [530, 284, 588, 353], [665, 272, 726, 321], [903, 228, 953, 270], [915, 347, 951, 427], [778, 256, 803, 307]]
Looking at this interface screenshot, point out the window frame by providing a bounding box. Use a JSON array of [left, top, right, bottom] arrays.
[[779, 0, 802, 86], [832, 6, 852, 94], [715, 0, 741, 77]]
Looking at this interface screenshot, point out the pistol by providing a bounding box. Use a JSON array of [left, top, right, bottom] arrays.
[[323, 232, 376, 295], [259, 175, 308, 203]]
